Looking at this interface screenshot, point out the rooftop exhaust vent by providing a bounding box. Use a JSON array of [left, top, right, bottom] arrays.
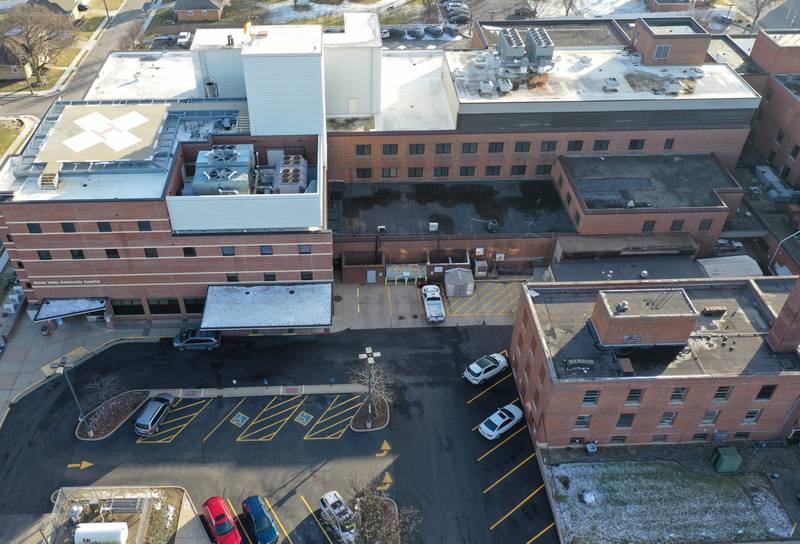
[[616, 301, 629, 313]]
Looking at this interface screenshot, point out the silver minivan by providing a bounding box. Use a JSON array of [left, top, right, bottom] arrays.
[[134, 393, 175, 436]]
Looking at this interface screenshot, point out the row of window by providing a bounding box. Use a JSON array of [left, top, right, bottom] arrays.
[[767, 126, 797, 182], [26, 220, 155, 234], [22, 271, 315, 291], [112, 297, 205, 316], [580, 384, 776, 406], [574, 407, 763, 430], [569, 430, 753, 445], [34, 244, 312, 261], [355, 164, 547, 180], [356, 138, 674, 157]]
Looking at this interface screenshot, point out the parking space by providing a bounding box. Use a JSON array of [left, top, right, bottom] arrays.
[[447, 282, 519, 317], [136, 398, 214, 444]]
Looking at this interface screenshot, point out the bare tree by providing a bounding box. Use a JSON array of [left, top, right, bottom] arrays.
[[422, 0, 438, 21], [528, 0, 550, 18], [349, 477, 421, 544], [120, 18, 145, 51], [750, 0, 779, 26], [81, 373, 123, 411], [0, 4, 75, 85], [560, 0, 577, 16]]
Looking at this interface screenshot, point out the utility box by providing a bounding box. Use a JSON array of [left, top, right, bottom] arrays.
[[710, 446, 742, 474], [74, 522, 129, 544]]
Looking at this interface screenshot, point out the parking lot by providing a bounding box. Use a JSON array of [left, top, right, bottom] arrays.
[[446, 282, 519, 318], [0, 327, 555, 543]]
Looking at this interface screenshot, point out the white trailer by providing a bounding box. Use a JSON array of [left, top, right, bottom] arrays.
[[74, 522, 128, 544]]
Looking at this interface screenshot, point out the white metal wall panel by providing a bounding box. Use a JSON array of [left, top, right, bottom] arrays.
[[192, 48, 246, 98], [243, 53, 325, 135], [324, 47, 380, 117]]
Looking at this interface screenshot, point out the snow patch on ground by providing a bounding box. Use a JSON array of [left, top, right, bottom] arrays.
[[267, 0, 409, 23], [549, 461, 793, 543], [576, 0, 647, 17]]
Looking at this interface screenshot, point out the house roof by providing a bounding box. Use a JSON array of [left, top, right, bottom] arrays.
[[35, 0, 76, 15], [173, 0, 222, 11], [0, 44, 20, 65]]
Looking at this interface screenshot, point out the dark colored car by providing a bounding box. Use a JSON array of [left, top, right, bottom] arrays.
[[425, 25, 444, 37], [202, 497, 243, 544], [443, 24, 460, 36], [387, 27, 406, 38], [242, 496, 279, 544], [449, 14, 469, 24], [407, 27, 425, 38], [173, 329, 221, 351]]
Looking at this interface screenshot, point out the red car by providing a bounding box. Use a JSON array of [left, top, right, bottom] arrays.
[[202, 496, 243, 544]]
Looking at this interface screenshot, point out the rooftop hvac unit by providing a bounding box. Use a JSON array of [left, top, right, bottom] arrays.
[[209, 145, 241, 163], [192, 143, 254, 195], [496, 78, 513, 94], [275, 154, 309, 194], [526, 27, 554, 65], [603, 77, 620, 92], [474, 260, 488, 278], [498, 28, 526, 62], [478, 81, 495, 97]]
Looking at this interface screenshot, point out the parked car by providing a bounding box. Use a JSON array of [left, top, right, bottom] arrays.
[[714, 238, 744, 253], [407, 27, 425, 38], [387, 27, 406, 38], [173, 329, 221, 351], [176, 31, 192, 47], [425, 25, 444, 38], [421, 284, 446, 323], [380, 28, 390, 39], [202, 497, 243, 544], [319, 491, 355, 543], [241, 496, 279, 544], [463, 353, 508, 385], [443, 24, 460, 36], [442, 2, 467, 9], [134, 393, 175, 436], [449, 14, 470, 24], [478, 403, 523, 440]]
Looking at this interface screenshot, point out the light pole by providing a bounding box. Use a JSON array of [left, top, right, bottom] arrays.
[[768, 229, 800, 274], [56, 357, 92, 437], [101, 0, 110, 21], [358, 347, 381, 429]]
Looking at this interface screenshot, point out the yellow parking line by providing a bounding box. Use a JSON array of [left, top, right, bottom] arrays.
[[329, 393, 364, 411], [238, 396, 306, 442], [262, 394, 302, 412], [226, 498, 252, 544], [172, 398, 183, 408], [252, 402, 306, 424], [203, 398, 246, 442], [466, 373, 512, 405], [477, 425, 526, 462], [526, 522, 556, 543], [301, 495, 333, 544], [490, 484, 545, 530], [305, 414, 355, 440], [159, 411, 201, 426], [483, 287, 518, 315], [386, 285, 393, 318], [138, 399, 214, 443], [473, 284, 509, 314], [169, 399, 207, 412], [451, 284, 501, 315], [316, 400, 362, 426], [417, 287, 425, 318], [264, 496, 293, 544], [482, 452, 537, 494], [236, 397, 277, 437]]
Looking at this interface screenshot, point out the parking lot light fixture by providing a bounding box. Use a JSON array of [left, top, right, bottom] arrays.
[[57, 358, 92, 438], [359, 347, 381, 430]]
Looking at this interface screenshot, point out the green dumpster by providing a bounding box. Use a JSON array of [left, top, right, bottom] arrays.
[[710, 446, 742, 473]]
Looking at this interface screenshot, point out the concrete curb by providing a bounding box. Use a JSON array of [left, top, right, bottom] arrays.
[[74, 389, 150, 441], [155, 383, 368, 399], [350, 398, 389, 433], [1, 115, 38, 159]]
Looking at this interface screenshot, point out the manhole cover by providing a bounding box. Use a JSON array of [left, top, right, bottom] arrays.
[[334, 295, 343, 302], [230, 412, 249, 427]]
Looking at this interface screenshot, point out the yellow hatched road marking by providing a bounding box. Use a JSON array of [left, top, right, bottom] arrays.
[[203, 398, 246, 442], [466, 373, 512, 405], [526, 522, 556, 543], [169, 399, 207, 412], [484, 287, 519, 315], [137, 399, 213, 443], [264, 496, 293, 544], [316, 398, 362, 425], [301, 495, 333, 544], [450, 283, 502, 315], [226, 498, 253, 544], [482, 452, 537, 494], [237, 396, 306, 442], [236, 397, 278, 437], [477, 425, 526, 462], [490, 484, 545, 530], [305, 414, 354, 440], [475, 283, 511, 313]]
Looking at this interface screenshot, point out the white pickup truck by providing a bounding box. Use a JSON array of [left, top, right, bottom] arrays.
[[422, 284, 446, 323]]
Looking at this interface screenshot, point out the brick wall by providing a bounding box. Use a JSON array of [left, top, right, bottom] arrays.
[[749, 76, 800, 188], [750, 31, 800, 74], [632, 19, 711, 66], [175, 8, 222, 22], [590, 292, 697, 346]]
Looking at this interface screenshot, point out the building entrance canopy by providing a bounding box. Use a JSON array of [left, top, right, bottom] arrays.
[[33, 298, 108, 322]]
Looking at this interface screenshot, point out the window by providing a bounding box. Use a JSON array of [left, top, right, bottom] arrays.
[[226, 273, 239, 282], [535, 164, 552, 176], [776, 128, 785, 144], [488, 142, 504, 153], [742, 409, 761, 424], [692, 433, 708, 442], [780, 164, 792, 181], [27, 223, 41, 234], [755, 109, 764, 122], [582, 390, 600, 405], [574, 210, 581, 225], [435, 143, 451, 154], [144, 248, 158, 258], [460, 166, 475, 177], [111, 298, 144, 315], [183, 247, 197, 257], [356, 168, 372, 179], [10, 66, 18, 74], [263, 273, 276, 281], [574, 415, 591, 429], [664, 138, 675, 150], [70, 249, 85, 260], [434, 166, 449, 177], [792, 145, 800, 160], [616, 413, 635, 428], [701, 410, 719, 425], [408, 167, 424, 178], [625, 389, 644, 405], [202, 9, 208, 14], [24, 282, 31, 289], [5, 235, 11, 243], [301, 271, 313, 280], [137, 220, 152, 231], [642, 220, 656, 232], [97, 221, 112, 232], [184, 297, 206, 313], [37, 250, 52, 260], [381, 167, 398, 178], [593, 139, 609, 152], [105, 249, 120, 259], [699, 218, 713, 231], [670, 387, 688, 403], [652, 434, 668, 443], [628, 139, 645, 151], [658, 411, 677, 427], [222, 246, 235, 256], [733, 431, 750, 440], [653, 44, 671, 60], [756, 384, 777, 401], [670, 219, 684, 232], [298, 244, 312, 255], [567, 140, 583, 152], [409, 143, 425, 155], [148, 298, 180, 314], [566, 193, 572, 205], [485, 165, 501, 176], [541, 140, 557, 153], [15, 261, 23, 270], [768, 150, 777, 164], [515, 141, 531, 153], [382, 144, 398, 155], [260, 245, 273, 256], [764, 87, 773, 101], [356, 144, 371, 156], [714, 386, 733, 401], [610, 436, 627, 444], [461, 142, 478, 154], [511, 165, 527, 176], [557, 176, 563, 187], [61, 222, 76, 233]]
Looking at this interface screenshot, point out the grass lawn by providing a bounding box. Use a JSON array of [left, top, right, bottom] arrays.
[[379, 0, 430, 24], [145, 6, 175, 37], [0, 126, 21, 156], [0, 68, 65, 93], [299, 12, 345, 26], [52, 47, 82, 68], [78, 15, 105, 40], [91, 0, 126, 11]]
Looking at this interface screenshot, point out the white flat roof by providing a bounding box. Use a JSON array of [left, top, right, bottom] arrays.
[[193, 25, 322, 55], [323, 13, 381, 48], [34, 297, 108, 322], [444, 48, 760, 104], [201, 283, 332, 329], [375, 52, 455, 131], [9, 172, 168, 201], [87, 52, 200, 100]]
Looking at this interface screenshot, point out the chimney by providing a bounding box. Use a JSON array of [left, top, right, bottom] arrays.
[[767, 278, 800, 352]]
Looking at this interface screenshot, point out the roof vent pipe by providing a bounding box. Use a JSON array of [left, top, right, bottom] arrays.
[[616, 301, 629, 313]]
